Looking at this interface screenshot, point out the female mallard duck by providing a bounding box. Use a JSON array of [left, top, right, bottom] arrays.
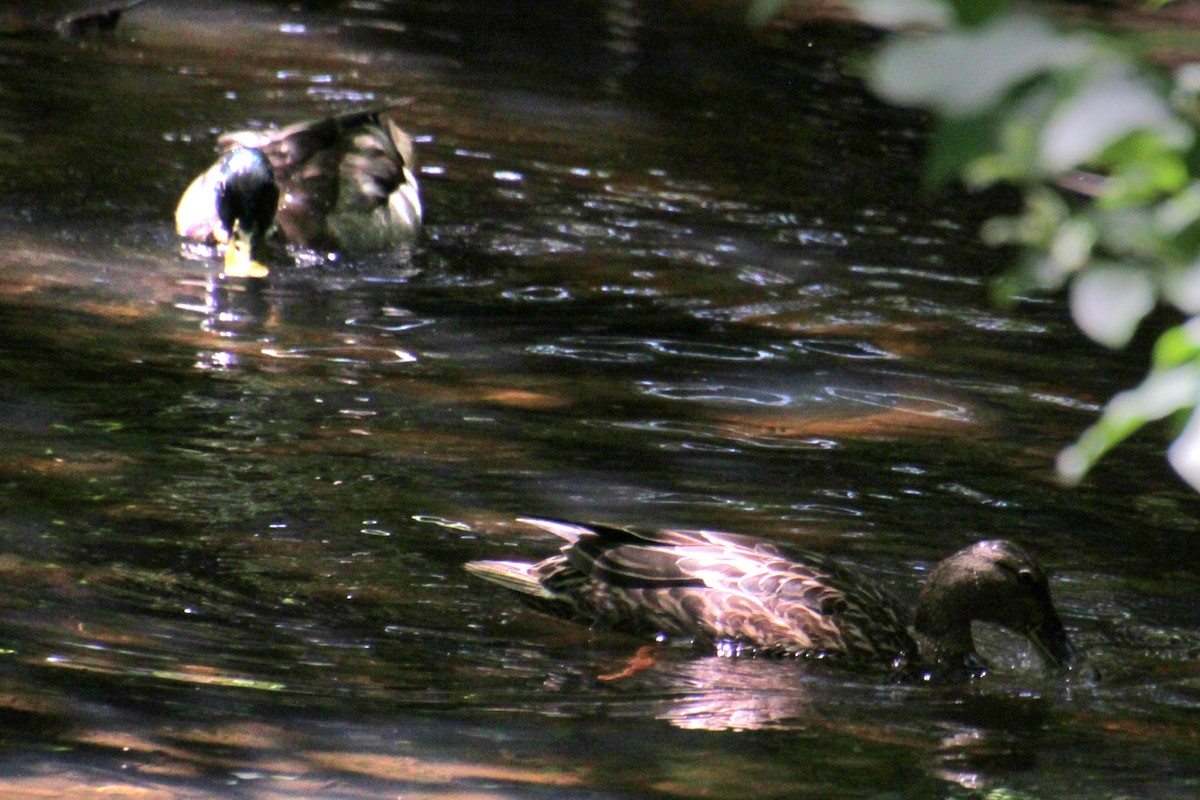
[[465, 518, 1078, 676], [175, 106, 422, 278]]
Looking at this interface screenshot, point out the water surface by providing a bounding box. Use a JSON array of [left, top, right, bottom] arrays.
[[0, 1, 1197, 798]]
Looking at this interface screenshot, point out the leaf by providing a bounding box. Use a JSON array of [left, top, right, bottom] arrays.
[[946, 0, 1009, 27], [1167, 404, 1200, 491], [1049, 216, 1097, 271], [963, 83, 1063, 186], [854, 0, 952, 29], [1095, 132, 1189, 206], [745, 0, 790, 27], [1039, 70, 1192, 172], [1162, 264, 1200, 313], [1152, 318, 1200, 369], [1154, 182, 1200, 237], [925, 114, 999, 190], [1058, 363, 1200, 484], [1068, 265, 1157, 348], [867, 13, 1094, 117]]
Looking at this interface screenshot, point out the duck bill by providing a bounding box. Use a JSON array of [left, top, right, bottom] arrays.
[[1027, 614, 1077, 668], [222, 232, 270, 279]]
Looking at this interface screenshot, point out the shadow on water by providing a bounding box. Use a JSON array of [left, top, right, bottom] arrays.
[[0, 0, 1199, 797]]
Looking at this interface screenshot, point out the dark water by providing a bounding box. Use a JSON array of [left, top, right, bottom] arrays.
[[0, 1, 1198, 798]]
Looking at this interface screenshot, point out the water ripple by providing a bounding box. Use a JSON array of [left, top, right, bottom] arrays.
[[261, 345, 418, 364], [789, 338, 900, 360], [775, 228, 850, 247], [737, 267, 795, 286], [526, 337, 778, 364], [526, 342, 654, 364], [645, 339, 778, 362], [850, 264, 982, 287], [639, 382, 793, 406], [483, 232, 584, 257], [502, 286, 574, 303], [824, 387, 971, 421], [1030, 392, 1103, 412], [345, 315, 434, 333], [592, 419, 839, 451], [635, 490, 759, 510], [785, 502, 865, 517]]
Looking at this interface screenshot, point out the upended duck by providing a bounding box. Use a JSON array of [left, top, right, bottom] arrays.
[[175, 106, 422, 278], [465, 518, 1078, 676]]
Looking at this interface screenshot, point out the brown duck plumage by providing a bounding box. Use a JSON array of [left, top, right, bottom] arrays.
[[465, 518, 1077, 675], [175, 105, 421, 276]]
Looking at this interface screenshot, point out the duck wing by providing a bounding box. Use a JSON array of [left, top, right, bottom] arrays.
[[518, 518, 916, 660], [219, 107, 419, 250], [519, 518, 828, 589]]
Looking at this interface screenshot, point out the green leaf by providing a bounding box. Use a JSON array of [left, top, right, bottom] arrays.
[[925, 114, 999, 190], [1153, 182, 1200, 236], [1098, 152, 1189, 208], [990, 251, 1071, 305], [1152, 319, 1200, 369], [868, 13, 1094, 117], [1040, 69, 1191, 172], [1049, 215, 1097, 271], [1058, 363, 1200, 484], [963, 82, 1060, 187], [1068, 264, 1156, 348], [1163, 264, 1200, 312], [1168, 403, 1200, 490], [947, 0, 1010, 27], [853, 0, 952, 29], [745, 0, 790, 27]]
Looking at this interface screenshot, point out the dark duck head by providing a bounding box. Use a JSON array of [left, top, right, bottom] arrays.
[[465, 519, 1078, 679], [912, 539, 1076, 674], [212, 147, 279, 278]]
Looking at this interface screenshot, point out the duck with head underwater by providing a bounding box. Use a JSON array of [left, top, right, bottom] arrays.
[[175, 105, 422, 278], [465, 518, 1080, 680]]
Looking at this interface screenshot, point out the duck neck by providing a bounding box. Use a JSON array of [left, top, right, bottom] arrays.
[[913, 588, 981, 672]]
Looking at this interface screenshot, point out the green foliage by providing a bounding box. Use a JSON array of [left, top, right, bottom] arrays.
[[855, 0, 1200, 490], [746, 0, 792, 27]]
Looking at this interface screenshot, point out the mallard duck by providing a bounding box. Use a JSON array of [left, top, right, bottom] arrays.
[[175, 106, 422, 278], [465, 518, 1078, 676]]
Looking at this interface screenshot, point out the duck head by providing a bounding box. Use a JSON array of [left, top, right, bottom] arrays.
[[213, 147, 279, 279], [914, 540, 1077, 673]]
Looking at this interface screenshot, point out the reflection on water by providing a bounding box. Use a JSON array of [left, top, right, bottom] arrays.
[[0, 0, 1199, 798]]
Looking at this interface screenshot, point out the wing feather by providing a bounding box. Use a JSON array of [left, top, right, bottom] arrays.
[[487, 517, 919, 662]]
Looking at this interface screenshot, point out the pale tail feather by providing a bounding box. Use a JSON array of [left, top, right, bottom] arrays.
[[464, 560, 556, 600], [514, 517, 589, 543]]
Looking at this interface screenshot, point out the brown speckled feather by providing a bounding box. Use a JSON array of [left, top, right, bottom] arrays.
[[468, 519, 919, 665]]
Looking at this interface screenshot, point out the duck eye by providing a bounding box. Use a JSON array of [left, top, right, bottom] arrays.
[[1016, 568, 1036, 586]]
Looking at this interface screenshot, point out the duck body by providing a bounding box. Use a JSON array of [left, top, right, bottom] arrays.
[[175, 106, 422, 277], [466, 518, 1077, 675]]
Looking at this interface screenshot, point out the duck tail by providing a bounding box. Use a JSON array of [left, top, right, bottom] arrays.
[[514, 517, 592, 543], [464, 560, 557, 600]]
